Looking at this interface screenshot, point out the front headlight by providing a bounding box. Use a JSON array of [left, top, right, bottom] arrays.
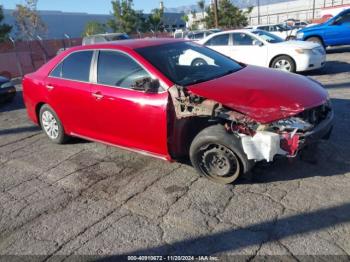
[[0, 81, 13, 88], [272, 117, 313, 132], [295, 48, 312, 54], [296, 32, 304, 39]]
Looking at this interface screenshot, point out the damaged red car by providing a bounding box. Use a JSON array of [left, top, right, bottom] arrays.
[[23, 39, 333, 184]]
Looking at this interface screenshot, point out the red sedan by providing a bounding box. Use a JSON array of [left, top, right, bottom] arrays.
[[23, 39, 333, 184]]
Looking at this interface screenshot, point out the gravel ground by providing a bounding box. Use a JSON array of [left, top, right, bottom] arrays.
[[0, 47, 350, 261]]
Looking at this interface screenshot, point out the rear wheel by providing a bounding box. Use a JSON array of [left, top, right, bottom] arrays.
[[39, 104, 69, 144], [271, 55, 296, 73], [190, 125, 253, 184]]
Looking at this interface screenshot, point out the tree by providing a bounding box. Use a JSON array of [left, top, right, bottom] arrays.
[[83, 21, 106, 36], [13, 0, 47, 40], [148, 7, 164, 32], [0, 5, 12, 42], [197, 0, 205, 20], [204, 0, 251, 29], [108, 0, 143, 34], [181, 14, 189, 24]]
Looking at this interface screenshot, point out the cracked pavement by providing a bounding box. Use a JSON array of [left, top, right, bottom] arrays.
[[1, 47, 350, 260]]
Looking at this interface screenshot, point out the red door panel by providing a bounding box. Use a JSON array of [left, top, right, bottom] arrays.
[[45, 77, 95, 137], [90, 83, 169, 157]]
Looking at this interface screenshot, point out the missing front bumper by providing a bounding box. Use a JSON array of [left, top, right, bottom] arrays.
[[240, 110, 334, 162]]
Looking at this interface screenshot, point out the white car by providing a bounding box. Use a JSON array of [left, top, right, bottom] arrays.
[[246, 24, 297, 40], [197, 29, 326, 73]]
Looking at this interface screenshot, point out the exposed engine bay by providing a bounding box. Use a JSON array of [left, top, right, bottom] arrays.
[[168, 85, 332, 162]]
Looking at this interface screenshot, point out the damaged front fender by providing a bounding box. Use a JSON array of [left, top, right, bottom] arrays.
[[167, 84, 332, 163]]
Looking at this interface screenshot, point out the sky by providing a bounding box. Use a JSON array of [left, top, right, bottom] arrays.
[[0, 0, 198, 14]]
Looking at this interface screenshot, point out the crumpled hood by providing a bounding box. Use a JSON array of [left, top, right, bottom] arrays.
[[187, 65, 328, 123]]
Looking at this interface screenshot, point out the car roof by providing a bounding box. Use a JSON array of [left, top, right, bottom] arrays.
[[255, 23, 283, 27], [69, 38, 188, 51], [205, 29, 254, 36]]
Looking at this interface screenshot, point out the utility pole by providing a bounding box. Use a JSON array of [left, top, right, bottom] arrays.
[[213, 0, 219, 28], [312, 0, 316, 19], [258, 0, 261, 24]]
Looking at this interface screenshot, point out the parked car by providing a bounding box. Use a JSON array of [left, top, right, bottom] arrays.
[[296, 8, 350, 47], [198, 29, 326, 73], [57, 33, 130, 55], [293, 21, 309, 29], [0, 76, 16, 104], [246, 23, 297, 40], [23, 39, 333, 184], [284, 19, 309, 29], [174, 29, 222, 41], [82, 33, 129, 45]]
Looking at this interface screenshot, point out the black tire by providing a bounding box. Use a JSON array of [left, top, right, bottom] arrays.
[[189, 125, 254, 184], [7, 93, 16, 103], [285, 35, 295, 41], [306, 36, 324, 47], [39, 104, 69, 144], [191, 58, 208, 67], [271, 55, 296, 73]]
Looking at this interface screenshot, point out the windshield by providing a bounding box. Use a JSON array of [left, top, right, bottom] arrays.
[[135, 42, 243, 86], [276, 24, 291, 31], [252, 30, 284, 43]]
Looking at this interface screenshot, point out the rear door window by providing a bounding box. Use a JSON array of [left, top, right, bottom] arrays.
[[51, 51, 93, 82], [232, 33, 255, 46]]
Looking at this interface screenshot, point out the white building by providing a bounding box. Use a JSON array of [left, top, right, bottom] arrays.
[[247, 0, 350, 25], [187, 12, 207, 30]]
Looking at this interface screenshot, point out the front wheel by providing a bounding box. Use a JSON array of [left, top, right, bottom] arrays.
[[190, 125, 253, 184], [39, 104, 69, 144], [271, 55, 296, 73], [306, 36, 324, 47], [191, 58, 208, 67]]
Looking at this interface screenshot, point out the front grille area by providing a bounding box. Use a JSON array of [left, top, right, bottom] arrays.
[[297, 103, 331, 125]]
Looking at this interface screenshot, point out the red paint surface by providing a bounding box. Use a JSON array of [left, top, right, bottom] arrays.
[[188, 66, 328, 123]]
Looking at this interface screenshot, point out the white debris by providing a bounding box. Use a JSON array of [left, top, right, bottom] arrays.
[[240, 131, 287, 162]]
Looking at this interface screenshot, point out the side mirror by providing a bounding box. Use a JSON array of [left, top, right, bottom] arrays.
[[253, 40, 264, 47], [132, 77, 160, 93]]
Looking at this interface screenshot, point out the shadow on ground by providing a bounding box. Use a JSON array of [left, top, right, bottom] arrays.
[[326, 46, 350, 54], [97, 203, 350, 258], [0, 125, 40, 136], [305, 60, 350, 76]]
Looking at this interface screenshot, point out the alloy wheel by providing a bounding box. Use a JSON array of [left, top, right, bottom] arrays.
[[41, 111, 59, 140], [274, 59, 292, 72]]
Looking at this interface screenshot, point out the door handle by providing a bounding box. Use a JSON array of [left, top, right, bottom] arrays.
[[92, 92, 104, 100], [46, 84, 54, 91]]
